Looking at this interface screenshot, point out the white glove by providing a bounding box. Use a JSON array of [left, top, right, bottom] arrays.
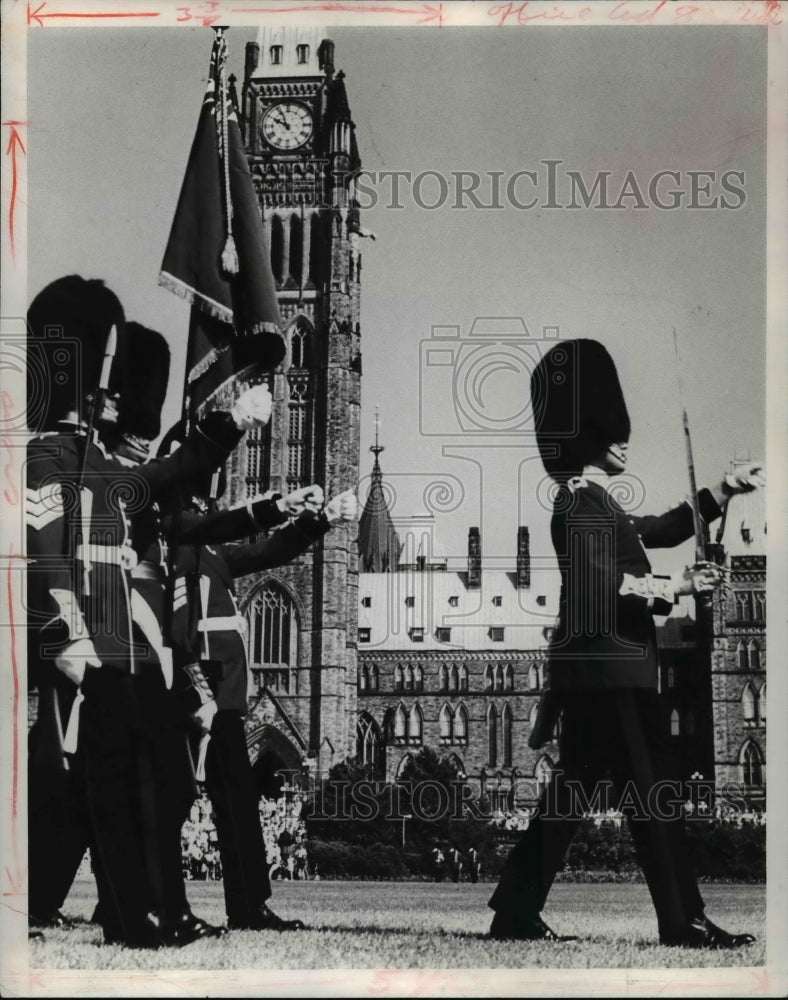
[[277, 485, 324, 517], [670, 561, 726, 597], [191, 698, 218, 734], [721, 464, 765, 497], [231, 384, 273, 430], [324, 489, 358, 524], [54, 638, 101, 686]]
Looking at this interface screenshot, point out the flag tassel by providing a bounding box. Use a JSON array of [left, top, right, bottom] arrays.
[[222, 233, 239, 276]]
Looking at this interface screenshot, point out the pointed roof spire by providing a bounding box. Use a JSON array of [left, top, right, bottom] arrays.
[[358, 409, 402, 573]]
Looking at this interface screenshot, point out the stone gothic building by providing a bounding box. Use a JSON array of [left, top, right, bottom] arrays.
[[212, 28, 365, 790]]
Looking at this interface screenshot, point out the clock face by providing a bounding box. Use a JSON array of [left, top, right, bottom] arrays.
[[261, 102, 313, 151]]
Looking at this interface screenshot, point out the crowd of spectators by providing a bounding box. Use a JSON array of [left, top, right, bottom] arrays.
[[181, 790, 311, 881]]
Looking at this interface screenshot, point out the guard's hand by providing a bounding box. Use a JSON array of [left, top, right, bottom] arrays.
[[231, 385, 273, 430], [671, 561, 726, 597], [721, 464, 765, 497], [324, 489, 358, 524], [55, 638, 101, 686], [278, 485, 324, 517], [191, 698, 217, 734]]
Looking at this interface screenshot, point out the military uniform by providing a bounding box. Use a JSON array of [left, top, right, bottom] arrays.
[[170, 514, 329, 928], [26, 411, 244, 943]]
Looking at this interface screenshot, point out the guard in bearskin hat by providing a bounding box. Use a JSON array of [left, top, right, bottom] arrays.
[[25, 278, 274, 947], [159, 415, 357, 931], [487, 339, 764, 949]]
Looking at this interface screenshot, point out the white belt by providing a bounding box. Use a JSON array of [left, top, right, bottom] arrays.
[[197, 615, 246, 635], [76, 543, 138, 570], [130, 561, 161, 582]]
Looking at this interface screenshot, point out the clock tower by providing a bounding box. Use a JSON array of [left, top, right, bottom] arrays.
[[221, 28, 363, 784]]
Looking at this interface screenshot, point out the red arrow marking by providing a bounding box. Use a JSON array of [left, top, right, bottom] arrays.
[[28, 2, 160, 26], [231, 3, 443, 25], [3, 123, 26, 265]]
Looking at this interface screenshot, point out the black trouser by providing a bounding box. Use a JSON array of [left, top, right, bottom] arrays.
[[29, 668, 196, 930], [69, 667, 159, 940], [199, 710, 271, 925], [28, 678, 91, 917], [489, 689, 704, 939]]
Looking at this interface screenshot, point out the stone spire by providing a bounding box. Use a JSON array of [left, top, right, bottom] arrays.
[[358, 408, 402, 572]]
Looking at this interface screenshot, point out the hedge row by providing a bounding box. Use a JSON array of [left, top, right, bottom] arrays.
[[308, 819, 765, 882]]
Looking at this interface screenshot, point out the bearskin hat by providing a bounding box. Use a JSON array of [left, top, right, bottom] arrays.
[[27, 275, 125, 431], [117, 322, 171, 441], [530, 339, 630, 482]]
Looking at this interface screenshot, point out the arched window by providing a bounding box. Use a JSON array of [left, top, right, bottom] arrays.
[[504, 664, 514, 692], [394, 704, 408, 742], [450, 665, 459, 693], [754, 592, 766, 621], [740, 741, 763, 788], [270, 215, 285, 284], [759, 682, 766, 721], [409, 704, 423, 743], [439, 704, 453, 741], [286, 374, 312, 490], [247, 585, 297, 674], [455, 704, 468, 744], [484, 665, 493, 692], [667, 666, 675, 689], [495, 664, 504, 693], [487, 704, 498, 767], [396, 754, 413, 779], [288, 214, 303, 287], [394, 665, 404, 692], [742, 684, 756, 722], [296, 43, 309, 64], [245, 422, 272, 498], [535, 755, 553, 793], [502, 703, 513, 766], [528, 664, 539, 690], [736, 592, 751, 621], [356, 713, 384, 774], [413, 664, 423, 693], [308, 213, 322, 286], [670, 708, 680, 737], [270, 44, 283, 65], [737, 641, 748, 672], [537, 662, 545, 688], [439, 664, 449, 693], [371, 664, 379, 692], [459, 665, 469, 692], [289, 317, 312, 370], [749, 640, 761, 672], [404, 665, 414, 692], [359, 665, 368, 692], [528, 701, 539, 730]]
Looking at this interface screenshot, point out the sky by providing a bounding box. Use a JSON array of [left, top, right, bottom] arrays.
[[27, 23, 767, 574]]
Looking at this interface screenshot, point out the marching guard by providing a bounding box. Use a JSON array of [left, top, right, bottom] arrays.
[[26, 277, 272, 946], [487, 339, 764, 948]]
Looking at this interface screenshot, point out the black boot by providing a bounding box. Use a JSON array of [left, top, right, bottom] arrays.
[[29, 909, 73, 930], [229, 903, 305, 931], [660, 916, 755, 949], [490, 912, 576, 942], [163, 907, 227, 945]]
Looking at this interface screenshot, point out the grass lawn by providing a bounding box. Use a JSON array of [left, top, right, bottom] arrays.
[[28, 877, 765, 971]]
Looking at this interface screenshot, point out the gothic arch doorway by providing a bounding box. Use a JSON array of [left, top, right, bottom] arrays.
[[248, 725, 304, 800]]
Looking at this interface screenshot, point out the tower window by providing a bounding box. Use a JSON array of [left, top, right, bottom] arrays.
[[536, 595, 546, 607], [405, 596, 415, 608], [492, 595, 502, 607], [448, 596, 459, 607], [358, 628, 371, 644], [436, 626, 451, 643], [287, 375, 312, 490], [489, 627, 505, 642], [670, 708, 680, 737], [741, 741, 763, 788], [296, 43, 309, 64], [270, 45, 283, 65], [245, 422, 272, 499], [361, 596, 371, 608], [409, 627, 424, 642]]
